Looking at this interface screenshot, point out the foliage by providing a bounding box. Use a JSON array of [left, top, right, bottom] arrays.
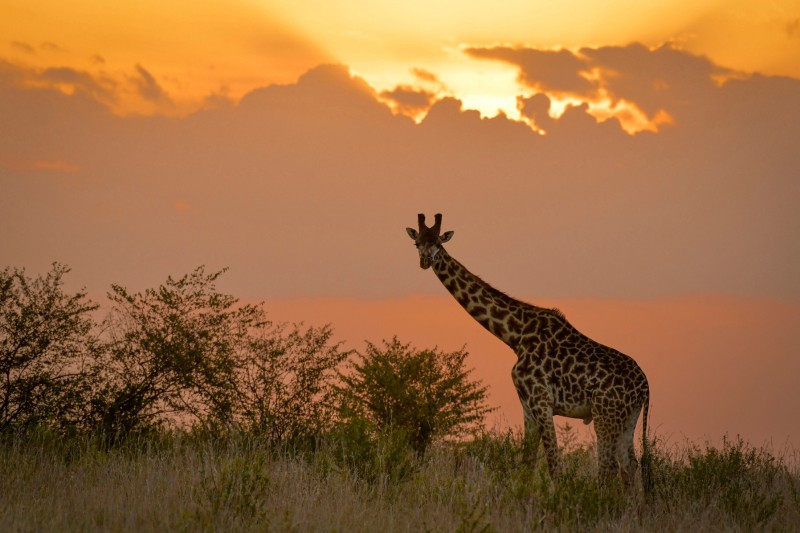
[[335, 337, 494, 456], [654, 436, 793, 528], [91, 266, 266, 437], [0, 263, 99, 431], [233, 322, 350, 441], [325, 414, 419, 484]]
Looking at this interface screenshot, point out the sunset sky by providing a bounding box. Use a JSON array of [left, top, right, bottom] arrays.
[[2, 1, 799, 448]]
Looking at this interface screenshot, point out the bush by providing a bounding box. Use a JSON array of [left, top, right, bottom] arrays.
[[92, 266, 267, 437], [0, 263, 99, 432], [657, 436, 791, 528], [233, 322, 350, 441], [91, 266, 349, 442], [334, 337, 494, 456]]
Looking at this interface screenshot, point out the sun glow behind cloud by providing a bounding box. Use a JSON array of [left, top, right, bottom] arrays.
[[263, 0, 800, 122], [2, 0, 797, 128]]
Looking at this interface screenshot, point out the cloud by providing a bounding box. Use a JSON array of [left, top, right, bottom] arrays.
[[10, 41, 36, 55], [579, 43, 729, 117], [466, 45, 594, 96], [411, 68, 440, 85], [517, 93, 554, 131], [0, 60, 117, 113], [0, 51, 798, 305], [466, 42, 735, 131], [133, 64, 171, 104], [380, 85, 435, 118], [39, 66, 117, 103]]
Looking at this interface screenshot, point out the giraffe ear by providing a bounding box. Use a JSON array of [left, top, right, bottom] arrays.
[[406, 228, 419, 240], [440, 230, 454, 242]]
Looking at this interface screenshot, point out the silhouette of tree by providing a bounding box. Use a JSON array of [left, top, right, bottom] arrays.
[[335, 337, 494, 456], [0, 263, 98, 431], [234, 322, 349, 441], [93, 266, 262, 437]]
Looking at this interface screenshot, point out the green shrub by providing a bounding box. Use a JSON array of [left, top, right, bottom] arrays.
[[334, 337, 494, 456]]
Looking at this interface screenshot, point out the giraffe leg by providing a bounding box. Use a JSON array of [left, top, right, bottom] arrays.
[[618, 440, 638, 491], [521, 406, 541, 468], [523, 393, 560, 478], [540, 416, 561, 479], [616, 406, 641, 491], [593, 416, 620, 488], [529, 393, 560, 479]]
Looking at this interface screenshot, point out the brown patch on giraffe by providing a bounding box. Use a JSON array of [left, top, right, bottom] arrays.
[[472, 305, 488, 317], [491, 321, 507, 338], [490, 306, 509, 320]]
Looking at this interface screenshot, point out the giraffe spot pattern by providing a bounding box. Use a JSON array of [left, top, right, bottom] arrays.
[[421, 242, 650, 492]]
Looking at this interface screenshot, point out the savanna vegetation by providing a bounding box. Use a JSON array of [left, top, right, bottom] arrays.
[[1, 263, 798, 531]]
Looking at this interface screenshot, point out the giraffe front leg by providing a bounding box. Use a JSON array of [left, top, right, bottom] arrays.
[[540, 416, 561, 479], [524, 389, 560, 479]]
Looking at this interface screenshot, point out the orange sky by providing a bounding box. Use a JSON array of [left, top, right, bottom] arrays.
[[2, 1, 799, 116], [275, 295, 800, 448], [1, 1, 799, 448]]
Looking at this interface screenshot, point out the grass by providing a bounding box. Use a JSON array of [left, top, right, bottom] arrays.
[[1, 428, 798, 532]]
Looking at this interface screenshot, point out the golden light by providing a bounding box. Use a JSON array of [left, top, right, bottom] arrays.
[[1, 0, 797, 122]]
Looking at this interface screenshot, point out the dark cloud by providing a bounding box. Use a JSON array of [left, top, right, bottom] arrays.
[[411, 67, 441, 85], [0, 60, 116, 109], [517, 93, 554, 131], [0, 54, 798, 304], [579, 43, 729, 118], [40, 66, 116, 103], [10, 41, 35, 54], [380, 85, 435, 117], [466, 46, 594, 96], [133, 64, 171, 104], [467, 42, 738, 126]]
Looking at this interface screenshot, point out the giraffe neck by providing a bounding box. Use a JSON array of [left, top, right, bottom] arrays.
[[432, 248, 531, 349]]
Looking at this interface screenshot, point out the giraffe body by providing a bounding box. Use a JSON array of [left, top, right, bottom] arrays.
[[406, 213, 651, 492]]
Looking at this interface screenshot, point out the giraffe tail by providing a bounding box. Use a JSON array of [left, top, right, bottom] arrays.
[[640, 383, 653, 496]]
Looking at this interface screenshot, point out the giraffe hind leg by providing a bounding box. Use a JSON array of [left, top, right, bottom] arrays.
[[593, 415, 622, 487], [616, 406, 642, 491]]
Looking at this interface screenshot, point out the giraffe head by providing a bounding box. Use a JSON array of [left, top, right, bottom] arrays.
[[406, 213, 454, 269]]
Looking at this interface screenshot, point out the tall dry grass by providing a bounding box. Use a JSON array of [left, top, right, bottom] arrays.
[[1, 428, 798, 532]]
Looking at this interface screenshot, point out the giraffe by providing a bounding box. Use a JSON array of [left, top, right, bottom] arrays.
[[406, 213, 651, 492]]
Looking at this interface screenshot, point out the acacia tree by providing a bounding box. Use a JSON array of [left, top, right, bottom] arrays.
[[93, 266, 348, 441], [335, 337, 494, 456], [93, 266, 265, 436], [0, 263, 99, 431]]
